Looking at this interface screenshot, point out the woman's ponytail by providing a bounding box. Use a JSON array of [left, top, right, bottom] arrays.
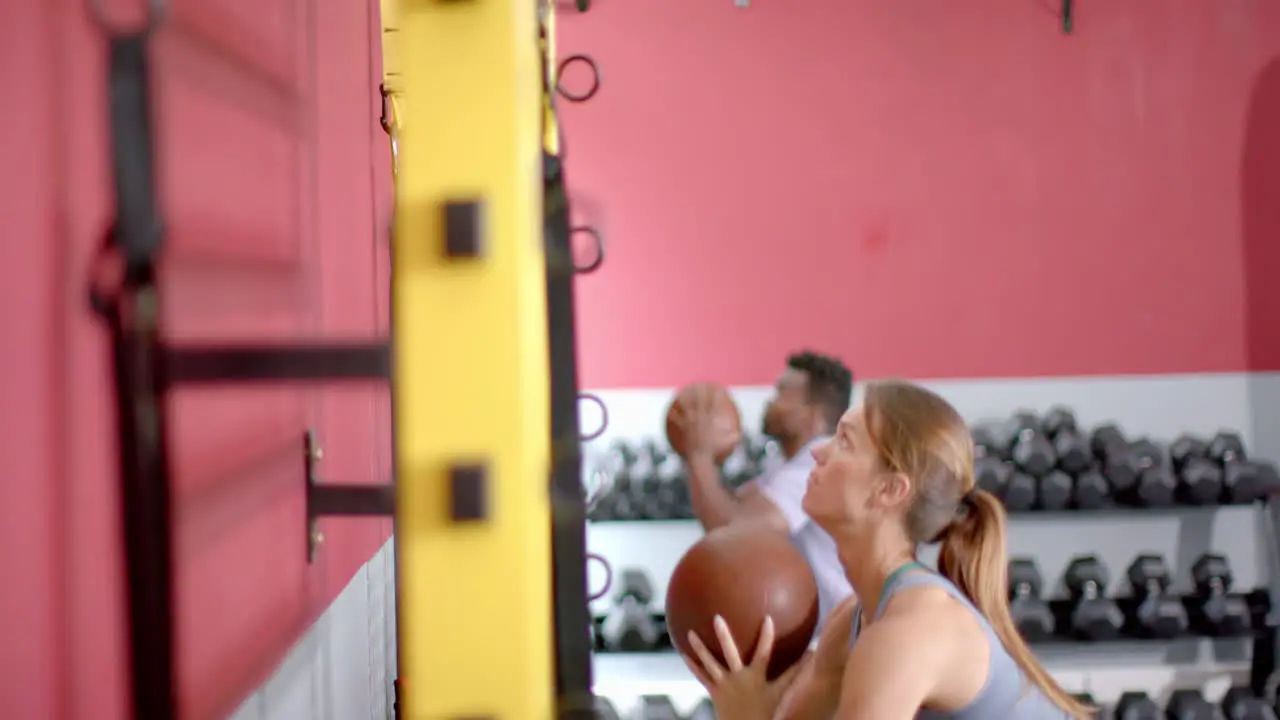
[[937, 488, 1096, 719]]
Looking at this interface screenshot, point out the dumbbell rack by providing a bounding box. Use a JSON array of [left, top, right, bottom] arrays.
[[585, 438, 1280, 711]]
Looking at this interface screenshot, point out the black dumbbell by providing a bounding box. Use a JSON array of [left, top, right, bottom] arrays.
[[1209, 431, 1247, 463], [1250, 460, 1280, 502], [637, 695, 681, 720], [1170, 434, 1225, 506], [593, 442, 642, 521], [1003, 468, 1038, 511], [995, 412, 1057, 478], [1043, 406, 1077, 437], [1093, 427, 1136, 496], [602, 441, 643, 521], [1222, 686, 1278, 720], [1064, 555, 1123, 640], [1114, 691, 1160, 720], [600, 569, 661, 651], [1167, 689, 1216, 719], [1090, 423, 1127, 460], [588, 492, 617, 522], [637, 442, 679, 519], [1038, 470, 1072, 511], [973, 425, 998, 451], [669, 480, 693, 520], [1043, 406, 1093, 474], [975, 455, 1012, 496], [974, 429, 1037, 511], [1101, 437, 1174, 506], [1225, 459, 1280, 505], [1208, 431, 1262, 504], [1092, 427, 1150, 501], [1188, 553, 1251, 636], [1008, 558, 1054, 641], [1131, 439, 1176, 506], [1205, 431, 1280, 504], [688, 698, 716, 720], [1124, 554, 1188, 638], [1074, 468, 1112, 509]]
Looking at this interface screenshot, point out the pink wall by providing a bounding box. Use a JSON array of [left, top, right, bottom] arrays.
[[0, 0, 391, 717], [558, 2, 1280, 389]]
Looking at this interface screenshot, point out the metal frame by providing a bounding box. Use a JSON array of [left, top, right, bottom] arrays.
[[89, 0, 605, 714], [389, 0, 555, 716], [90, 19, 394, 711]]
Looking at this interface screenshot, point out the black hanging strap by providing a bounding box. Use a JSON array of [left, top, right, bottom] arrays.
[[105, 33, 163, 270], [539, 17, 599, 714], [89, 0, 168, 274], [87, 2, 178, 718]]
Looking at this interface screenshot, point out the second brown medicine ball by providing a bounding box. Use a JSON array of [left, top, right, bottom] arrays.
[[665, 525, 819, 680], [664, 383, 742, 465]]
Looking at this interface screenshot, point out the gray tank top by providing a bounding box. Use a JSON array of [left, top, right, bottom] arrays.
[[851, 563, 1072, 720]]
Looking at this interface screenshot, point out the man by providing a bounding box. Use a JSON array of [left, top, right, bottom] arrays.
[[669, 350, 856, 628]]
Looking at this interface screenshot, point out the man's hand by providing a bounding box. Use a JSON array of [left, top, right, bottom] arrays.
[[671, 384, 742, 463]]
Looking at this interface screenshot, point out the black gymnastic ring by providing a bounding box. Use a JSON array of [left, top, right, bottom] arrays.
[[86, 0, 167, 36], [586, 553, 613, 601], [556, 54, 601, 103], [577, 393, 608, 441], [570, 226, 605, 275], [379, 84, 394, 135]]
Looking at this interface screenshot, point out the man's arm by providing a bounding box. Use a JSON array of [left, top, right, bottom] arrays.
[[686, 452, 810, 534]]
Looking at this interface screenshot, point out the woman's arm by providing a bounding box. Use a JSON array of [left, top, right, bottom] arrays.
[[832, 596, 957, 720], [775, 657, 842, 720], [776, 596, 860, 720]]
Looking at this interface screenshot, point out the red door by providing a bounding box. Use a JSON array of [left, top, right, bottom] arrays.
[[0, 0, 393, 716]]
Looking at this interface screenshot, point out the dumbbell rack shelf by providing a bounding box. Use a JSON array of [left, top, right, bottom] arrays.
[[587, 501, 1259, 525], [592, 581, 1268, 647]]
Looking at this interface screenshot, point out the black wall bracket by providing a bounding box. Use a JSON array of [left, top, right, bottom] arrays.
[[1061, 0, 1073, 34], [165, 342, 389, 386], [304, 431, 395, 563]]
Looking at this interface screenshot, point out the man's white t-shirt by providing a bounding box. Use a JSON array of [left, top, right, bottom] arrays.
[[749, 437, 854, 633]]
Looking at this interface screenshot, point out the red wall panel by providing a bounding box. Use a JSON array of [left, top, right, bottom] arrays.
[[558, 1, 1280, 388], [0, 0, 392, 717], [0, 4, 69, 716]]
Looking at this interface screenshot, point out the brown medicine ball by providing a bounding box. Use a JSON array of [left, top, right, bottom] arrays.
[[664, 383, 742, 465], [665, 525, 819, 680]]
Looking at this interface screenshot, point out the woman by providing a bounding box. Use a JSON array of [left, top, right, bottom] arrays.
[[681, 380, 1094, 719]]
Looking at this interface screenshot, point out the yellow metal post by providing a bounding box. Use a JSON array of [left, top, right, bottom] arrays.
[[390, 0, 552, 716], [540, 2, 560, 156]]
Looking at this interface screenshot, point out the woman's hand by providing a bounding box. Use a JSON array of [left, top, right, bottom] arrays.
[[682, 615, 808, 720]]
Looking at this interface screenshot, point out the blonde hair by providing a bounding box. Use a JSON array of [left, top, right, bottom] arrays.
[[862, 380, 1093, 719]]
